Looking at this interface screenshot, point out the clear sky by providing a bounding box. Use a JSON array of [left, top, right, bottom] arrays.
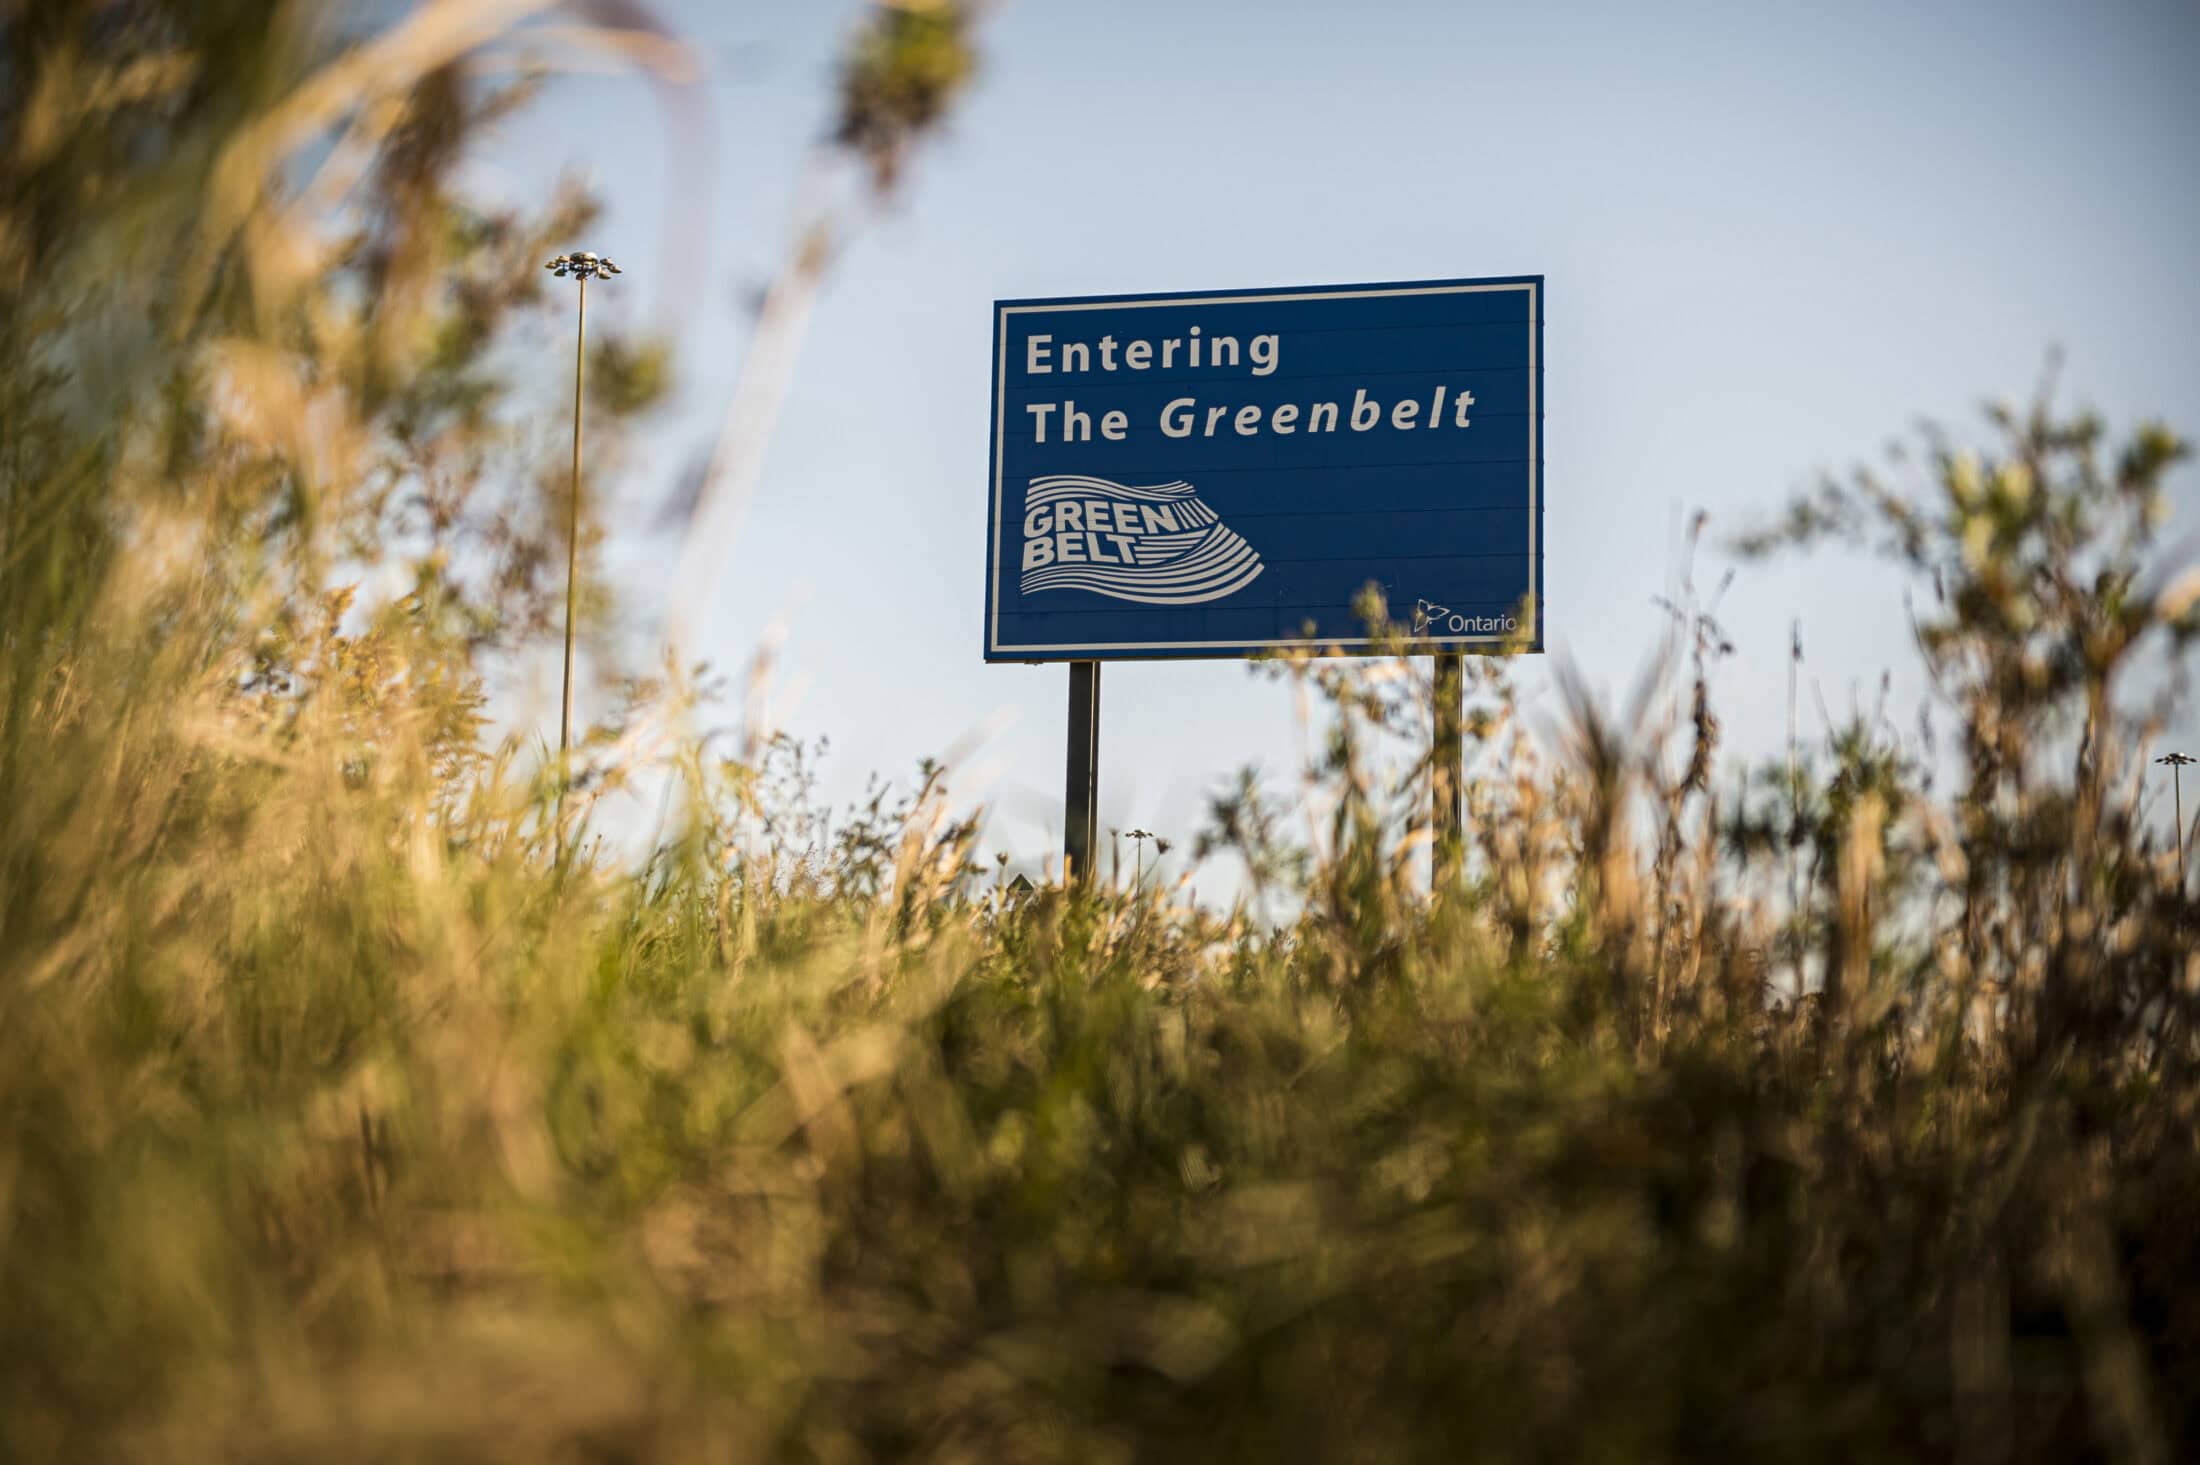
[[482, 0, 2200, 881]]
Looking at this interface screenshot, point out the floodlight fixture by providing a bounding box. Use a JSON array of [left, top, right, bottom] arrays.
[[546, 251, 623, 281]]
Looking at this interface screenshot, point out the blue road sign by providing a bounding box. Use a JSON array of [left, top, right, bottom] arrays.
[[984, 275, 1543, 661]]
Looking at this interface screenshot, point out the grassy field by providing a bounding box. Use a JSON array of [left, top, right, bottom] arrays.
[[4, 4, 2199, 1461]]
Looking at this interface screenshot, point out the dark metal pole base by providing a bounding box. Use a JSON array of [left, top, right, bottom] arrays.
[[1433, 652, 1465, 884], [1064, 661, 1101, 884]]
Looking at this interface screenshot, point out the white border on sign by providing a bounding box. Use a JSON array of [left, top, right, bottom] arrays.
[[988, 281, 1540, 655]]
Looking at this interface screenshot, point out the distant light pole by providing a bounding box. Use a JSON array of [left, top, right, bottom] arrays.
[[1123, 828, 1166, 890], [544, 251, 621, 850], [2161, 752, 2195, 884]]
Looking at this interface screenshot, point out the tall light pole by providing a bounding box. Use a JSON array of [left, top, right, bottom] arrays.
[[544, 251, 621, 849], [2160, 752, 2195, 886], [1126, 827, 1161, 884]]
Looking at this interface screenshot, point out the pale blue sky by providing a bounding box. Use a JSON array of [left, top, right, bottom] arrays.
[[486, 0, 2200, 878]]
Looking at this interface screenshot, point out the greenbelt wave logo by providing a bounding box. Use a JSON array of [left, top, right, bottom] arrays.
[[1018, 476, 1264, 605]]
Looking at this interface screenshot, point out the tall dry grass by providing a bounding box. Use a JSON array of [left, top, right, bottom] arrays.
[[4, 3, 2200, 1461]]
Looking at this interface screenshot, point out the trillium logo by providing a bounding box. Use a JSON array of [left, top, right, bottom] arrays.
[[1413, 599, 1519, 636], [1018, 475, 1265, 605]]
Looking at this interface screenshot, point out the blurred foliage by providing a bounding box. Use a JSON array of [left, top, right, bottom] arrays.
[[834, 0, 981, 191], [4, 3, 2200, 1463]]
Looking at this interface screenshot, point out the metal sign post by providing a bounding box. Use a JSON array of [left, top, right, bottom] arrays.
[[1064, 661, 1101, 883], [1433, 651, 1465, 884]]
